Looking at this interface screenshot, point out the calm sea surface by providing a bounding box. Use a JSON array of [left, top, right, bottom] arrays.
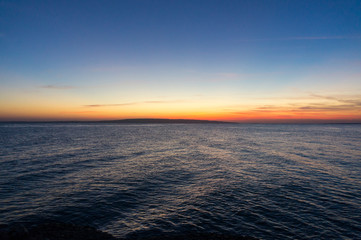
[[1, 123, 361, 239]]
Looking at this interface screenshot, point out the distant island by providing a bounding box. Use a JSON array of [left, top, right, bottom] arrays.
[[97, 118, 235, 124], [1, 118, 236, 124]]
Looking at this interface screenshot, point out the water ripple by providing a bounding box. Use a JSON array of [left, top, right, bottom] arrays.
[[1, 123, 361, 239]]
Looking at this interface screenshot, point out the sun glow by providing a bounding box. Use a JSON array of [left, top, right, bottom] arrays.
[[1, 1, 361, 123]]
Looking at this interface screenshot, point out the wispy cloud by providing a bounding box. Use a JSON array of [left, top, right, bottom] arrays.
[[229, 93, 361, 115], [40, 85, 75, 90], [60, 111, 98, 114], [297, 104, 358, 111], [251, 104, 359, 113], [144, 100, 185, 104], [84, 103, 137, 108], [207, 72, 248, 82], [240, 35, 361, 42], [83, 100, 185, 108], [248, 103, 360, 114], [90, 66, 132, 72], [310, 93, 361, 106], [281, 36, 361, 40], [217, 72, 239, 78]]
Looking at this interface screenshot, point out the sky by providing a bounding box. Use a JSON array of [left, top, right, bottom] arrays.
[[1, 0, 361, 122]]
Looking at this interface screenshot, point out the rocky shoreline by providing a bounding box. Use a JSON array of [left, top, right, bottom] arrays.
[[0, 222, 258, 240]]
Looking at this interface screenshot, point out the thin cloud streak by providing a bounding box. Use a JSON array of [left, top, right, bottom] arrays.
[[240, 35, 361, 42], [216, 73, 239, 78], [144, 100, 185, 104], [297, 104, 357, 111], [60, 111, 98, 114], [88, 65, 133, 72], [310, 93, 361, 106], [283, 36, 361, 40], [83, 100, 185, 108], [238, 104, 360, 113], [229, 93, 361, 115], [84, 103, 137, 108], [40, 85, 75, 90]]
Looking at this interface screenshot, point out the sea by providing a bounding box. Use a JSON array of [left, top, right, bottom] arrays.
[[0, 123, 360, 239]]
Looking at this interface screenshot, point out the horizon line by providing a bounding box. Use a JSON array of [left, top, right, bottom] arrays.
[[0, 118, 360, 124]]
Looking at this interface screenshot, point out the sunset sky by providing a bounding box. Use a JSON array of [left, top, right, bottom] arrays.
[[1, 0, 361, 122]]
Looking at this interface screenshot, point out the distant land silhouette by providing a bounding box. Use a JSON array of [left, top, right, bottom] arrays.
[[99, 118, 235, 124], [1, 118, 236, 124]]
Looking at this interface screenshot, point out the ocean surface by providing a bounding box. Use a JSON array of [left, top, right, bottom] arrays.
[[1, 123, 361, 239]]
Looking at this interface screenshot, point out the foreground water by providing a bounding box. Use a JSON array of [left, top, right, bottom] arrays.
[[0, 123, 360, 239]]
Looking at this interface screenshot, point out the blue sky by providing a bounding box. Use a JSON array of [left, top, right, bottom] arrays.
[[1, 0, 361, 121]]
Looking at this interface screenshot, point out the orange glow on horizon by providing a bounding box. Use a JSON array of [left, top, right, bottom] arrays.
[[1, 90, 360, 123], [1, 108, 360, 123]]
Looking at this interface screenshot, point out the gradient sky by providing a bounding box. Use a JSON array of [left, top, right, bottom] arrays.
[[1, 0, 361, 122]]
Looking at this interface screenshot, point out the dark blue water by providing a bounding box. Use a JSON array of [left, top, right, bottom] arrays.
[[1, 123, 361, 239]]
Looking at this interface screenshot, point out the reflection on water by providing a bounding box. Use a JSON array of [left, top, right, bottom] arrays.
[[1, 123, 361, 239]]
